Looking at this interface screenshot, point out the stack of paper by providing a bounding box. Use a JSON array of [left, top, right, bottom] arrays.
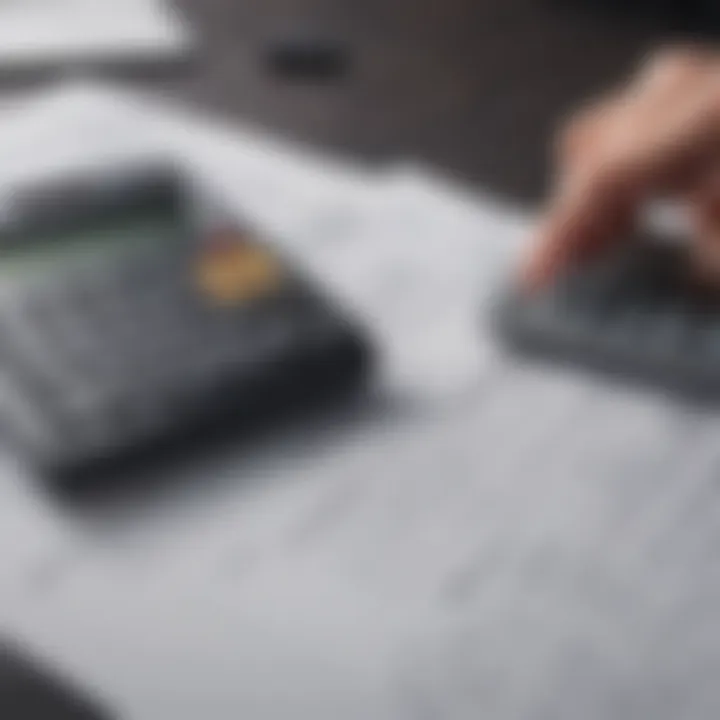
[[0, 0, 192, 69]]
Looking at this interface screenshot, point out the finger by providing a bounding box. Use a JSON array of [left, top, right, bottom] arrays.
[[592, 51, 720, 194], [533, 99, 643, 289], [690, 171, 720, 283], [691, 219, 720, 285], [631, 75, 720, 195], [531, 68, 700, 288], [557, 95, 623, 173], [526, 48, 720, 290], [534, 72, 720, 289], [569, 48, 720, 183], [522, 164, 638, 289], [635, 46, 719, 95]]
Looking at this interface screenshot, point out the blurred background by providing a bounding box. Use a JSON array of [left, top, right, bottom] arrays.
[[3, 0, 717, 202], [158, 0, 713, 201]]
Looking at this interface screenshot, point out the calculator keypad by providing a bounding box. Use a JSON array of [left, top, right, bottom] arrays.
[[0, 231, 365, 473], [496, 241, 720, 398]]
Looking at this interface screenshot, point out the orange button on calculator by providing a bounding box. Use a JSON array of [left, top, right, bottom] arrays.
[[196, 230, 283, 306]]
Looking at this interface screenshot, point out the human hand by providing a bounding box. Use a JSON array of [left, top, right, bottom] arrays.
[[524, 47, 720, 288]]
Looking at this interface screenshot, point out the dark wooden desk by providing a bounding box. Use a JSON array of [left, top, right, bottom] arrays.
[[4, 0, 697, 201], [168, 0, 690, 202]]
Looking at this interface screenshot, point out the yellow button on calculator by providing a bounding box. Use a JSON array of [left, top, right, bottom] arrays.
[[196, 230, 282, 305]]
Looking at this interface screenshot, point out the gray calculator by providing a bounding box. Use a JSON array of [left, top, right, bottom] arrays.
[[0, 641, 111, 719], [494, 239, 720, 400], [0, 164, 371, 479]]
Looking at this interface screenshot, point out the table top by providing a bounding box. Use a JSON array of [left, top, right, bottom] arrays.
[[2, 7, 720, 718], [2, 82, 720, 720], [0, 0, 694, 202]]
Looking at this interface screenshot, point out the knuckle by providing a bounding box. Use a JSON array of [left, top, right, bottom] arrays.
[[585, 160, 624, 202], [647, 47, 697, 73], [640, 46, 708, 85], [557, 108, 595, 151], [707, 79, 720, 123], [555, 119, 578, 158]]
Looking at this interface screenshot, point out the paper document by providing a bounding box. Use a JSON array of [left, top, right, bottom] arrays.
[[1, 83, 719, 720], [0, 0, 192, 68]]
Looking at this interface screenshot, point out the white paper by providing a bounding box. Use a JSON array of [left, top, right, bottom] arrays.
[[0, 84, 718, 720], [0, 0, 192, 67]]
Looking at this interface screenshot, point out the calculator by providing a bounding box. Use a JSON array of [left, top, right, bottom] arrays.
[[0, 163, 372, 478], [494, 239, 720, 400], [1, 641, 111, 719]]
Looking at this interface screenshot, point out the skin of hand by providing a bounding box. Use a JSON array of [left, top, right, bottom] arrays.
[[523, 46, 720, 289]]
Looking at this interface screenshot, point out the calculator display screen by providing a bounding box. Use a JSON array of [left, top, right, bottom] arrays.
[[0, 210, 181, 276]]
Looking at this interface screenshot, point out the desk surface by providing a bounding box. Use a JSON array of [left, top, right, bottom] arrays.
[[0, 0, 692, 201], [2, 85, 720, 720], [163, 0, 676, 201], [1, 8, 720, 719]]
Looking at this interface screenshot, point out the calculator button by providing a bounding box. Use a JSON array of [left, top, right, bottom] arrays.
[[0, 370, 55, 451], [98, 393, 167, 446], [0, 308, 64, 388], [656, 306, 694, 348], [253, 311, 297, 354], [52, 384, 162, 456], [552, 267, 614, 327], [608, 306, 652, 346], [701, 320, 720, 358], [195, 235, 283, 306]]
